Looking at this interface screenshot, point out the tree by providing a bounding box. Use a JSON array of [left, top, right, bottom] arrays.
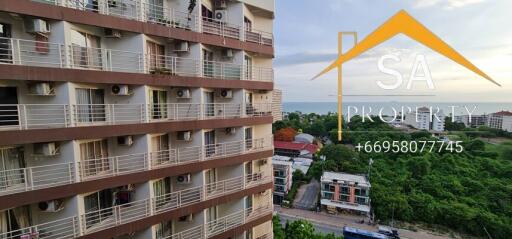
[[445, 117, 466, 131], [272, 216, 285, 239], [275, 127, 297, 141], [285, 220, 316, 239]]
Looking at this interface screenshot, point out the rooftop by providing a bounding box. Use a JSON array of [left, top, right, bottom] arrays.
[[492, 111, 512, 116], [274, 140, 319, 154], [321, 171, 370, 187]]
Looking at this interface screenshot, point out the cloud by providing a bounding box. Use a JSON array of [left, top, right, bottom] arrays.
[[414, 0, 486, 10], [274, 52, 337, 67]]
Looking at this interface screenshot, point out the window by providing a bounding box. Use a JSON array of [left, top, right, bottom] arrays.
[[151, 134, 170, 165], [0, 23, 12, 63], [83, 188, 114, 228], [0, 147, 25, 191], [147, 0, 164, 22], [204, 130, 216, 157], [203, 91, 215, 117], [244, 17, 252, 31], [0, 205, 31, 234], [146, 41, 165, 71], [75, 88, 105, 123], [70, 30, 101, 69], [153, 177, 171, 209], [245, 127, 253, 150], [244, 55, 252, 80], [150, 90, 168, 119], [202, 49, 214, 77], [0, 87, 18, 127], [155, 220, 172, 239], [79, 139, 109, 177]]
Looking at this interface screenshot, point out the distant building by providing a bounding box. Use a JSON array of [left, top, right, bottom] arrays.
[[320, 172, 371, 215], [487, 111, 512, 132], [403, 107, 445, 131], [294, 133, 315, 144], [274, 141, 319, 158], [455, 114, 488, 128], [272, 156, 293, 205]]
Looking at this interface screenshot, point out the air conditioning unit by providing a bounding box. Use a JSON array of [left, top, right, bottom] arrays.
[[214, 0, 227, 9], [177, 174, 191, 184], [111, 84, 131, 95], [105, 28, 122, 38], [117, 135, 133, 146], [38, 199, 64, 212], [177, 131, 192, 141], [34, 142, 58, 156], [214, 10, 228, 22], [225, 127, 236, 135], [25, 19, 50, 34], [222, 49, 233, 58], [176, 88, 191, 99], [174, 41, 189, 52], [178, 214, 193, 222], [219, 89, 232, 98], [28, 82, 54, 96]]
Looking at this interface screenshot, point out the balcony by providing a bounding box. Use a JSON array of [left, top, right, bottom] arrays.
[[0, 174, 271, 239], [0, 37, 274, 81], [0, 103, 274, 131], [0, 136, 273, 196], [30, 0, 274, 46]]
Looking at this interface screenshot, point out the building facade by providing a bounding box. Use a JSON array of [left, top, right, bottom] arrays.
[[320, 172, 370, 215], [0, 0, 277, 238], [487, 111, 512, 132], [455, 114, 488, 128], [271, 156, 292, 205], [404, 107, 445, 132]]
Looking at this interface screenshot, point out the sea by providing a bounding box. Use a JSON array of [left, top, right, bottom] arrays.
[[283, 102, 512, 116]]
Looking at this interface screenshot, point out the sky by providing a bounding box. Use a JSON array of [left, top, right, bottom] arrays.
[[273, 0, 512, 102]]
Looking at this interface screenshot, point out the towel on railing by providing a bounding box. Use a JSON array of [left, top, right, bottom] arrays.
[[35, 34, 49, 54]]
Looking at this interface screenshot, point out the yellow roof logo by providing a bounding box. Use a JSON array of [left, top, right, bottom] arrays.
[[313, 10, 499, 86]]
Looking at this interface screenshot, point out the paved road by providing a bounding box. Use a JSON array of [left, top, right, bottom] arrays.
[[276, 207, 453, 239], [293, 179, 320, 210], [278, 213, 343, 236]]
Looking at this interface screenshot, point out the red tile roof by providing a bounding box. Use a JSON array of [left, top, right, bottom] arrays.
[[493, 111, 512, 116], [274, 141, 319, 154]]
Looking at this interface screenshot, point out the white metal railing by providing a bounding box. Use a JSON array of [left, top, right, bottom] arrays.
[[0, 186, 271, 238], [0, 136, 273, 196], [0, 216, 80, 239], [206, 201, 273, 238], [0, 37, 273, 81], [244, 27, 273, 46], [141, 2, 198, 31], [0, 103, 275, 130], [32, 1, 273, 46], [201, 17, 241, 40], [79, 174, 270, 235]]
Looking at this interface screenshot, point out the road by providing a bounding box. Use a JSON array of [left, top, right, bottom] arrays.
[[278, 213, 343, 236], [276, 207, 454, 239], [293, 179, 320, 210]]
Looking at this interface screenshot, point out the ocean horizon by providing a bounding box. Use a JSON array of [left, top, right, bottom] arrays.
[[283, 102, 512, 115]]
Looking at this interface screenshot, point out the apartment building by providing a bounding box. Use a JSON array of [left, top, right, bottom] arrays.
[[403, 107, 445, 132], [0, 0, 277, 238], [320, 172, 370, 215], [455, 114, 488, 128], [271, 155, 292, 205], [487, 111, 512, 132]]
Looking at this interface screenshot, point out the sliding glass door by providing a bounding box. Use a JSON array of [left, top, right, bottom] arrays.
[[75, 88, 105, 123]]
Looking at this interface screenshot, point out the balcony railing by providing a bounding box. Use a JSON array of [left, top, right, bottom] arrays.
[[0, 136, 273, 196], [0, 103, 274, 131], [31, 0, 274, 46], [0, 174, 271, 238], [0, 37, 274, 81]]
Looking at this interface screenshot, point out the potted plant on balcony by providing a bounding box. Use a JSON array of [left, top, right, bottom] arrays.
[[150, 67, 174, 75]]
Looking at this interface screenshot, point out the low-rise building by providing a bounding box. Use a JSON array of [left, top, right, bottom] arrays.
[[272, 156, 293, 205], [274, 141, 318, 158], [320, 172, 371, 215]]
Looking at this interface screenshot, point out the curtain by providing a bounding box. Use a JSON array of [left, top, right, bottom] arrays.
[[80, 140, 108, 177], [0, 148, 24, 190], [11, 206, 30, 229], [75, 88, 90, 123], [0, 210, 7, 234]]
